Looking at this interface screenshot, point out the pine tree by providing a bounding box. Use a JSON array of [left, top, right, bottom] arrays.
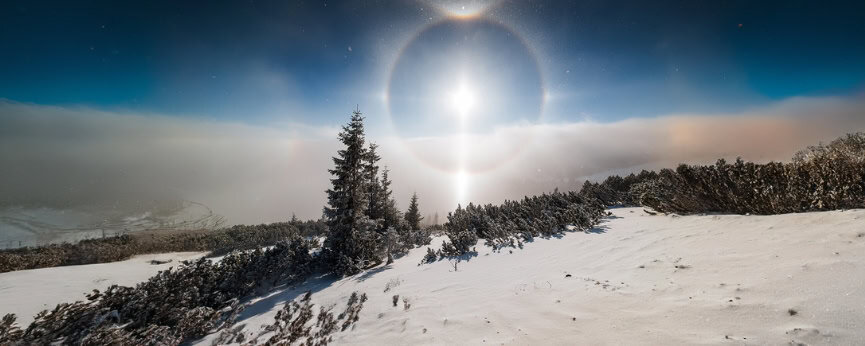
[[405, 192, 423, 230], [379, 167, 401, 232], [323, 109, 381, 275], [364, 142, 384, 221], [375, 167, 404, 264]]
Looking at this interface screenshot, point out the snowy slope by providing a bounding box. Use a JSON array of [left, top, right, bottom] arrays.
[[0, 251, 207, 325], [3, 208, 865, 345], [199, 208, 865, 345]]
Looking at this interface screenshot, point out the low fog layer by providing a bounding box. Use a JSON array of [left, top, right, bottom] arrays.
[[1, 96, 864, 225]]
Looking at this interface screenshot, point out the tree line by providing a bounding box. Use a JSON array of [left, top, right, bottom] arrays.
[[0, 218, 327, 273]]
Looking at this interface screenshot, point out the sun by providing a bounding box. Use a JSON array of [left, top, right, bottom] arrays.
[[450, 80, 476, 115]]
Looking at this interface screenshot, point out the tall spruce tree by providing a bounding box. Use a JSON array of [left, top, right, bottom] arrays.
[[323, 109, 382, 275], [405, 192, 424, 230]]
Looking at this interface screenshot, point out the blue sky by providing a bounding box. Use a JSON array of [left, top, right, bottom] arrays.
[[1, 0, 863, 130]]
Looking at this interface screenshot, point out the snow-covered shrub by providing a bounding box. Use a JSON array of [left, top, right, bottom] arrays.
[[0, 236, 320, 345], [0, 314, 22, 343], [634, 133, 865, 215], [221, 290, 368, 345], [438, 190, 605, 256], [579, 170, 659, 207], [440, 204, 480, 256], [420, 247, 438, 265], [400, 228, 432, 249]]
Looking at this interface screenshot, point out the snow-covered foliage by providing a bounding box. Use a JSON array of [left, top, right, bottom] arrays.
[[633, 133, 865, 214], [404, 192, 424, 231], [439, 190, 606, 256], [6, 207, 865, 345], [579, 170, 659, 206], [0, 218, 326, 273], [211, 290, 367, 345], [323, 110, 385, 276], [0, 237, 319, 344], [323, 110, 430, 276], [0, 314, 21, 344]]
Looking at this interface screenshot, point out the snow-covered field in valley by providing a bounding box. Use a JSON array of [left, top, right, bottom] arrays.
[[3, 207, 865, 345], [0, 252, 207, 325]]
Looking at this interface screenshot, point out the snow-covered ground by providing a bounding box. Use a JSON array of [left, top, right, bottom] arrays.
[[3, 207, 865, 345], [0, 251, 207, 324]]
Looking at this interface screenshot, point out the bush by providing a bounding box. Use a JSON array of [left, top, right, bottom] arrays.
[[439, 190, 605, 256], [633, 133, 865, 214], [578, 170, 658, 207], [420, 247, 438, 265], [221, 290, 369, 345], [0, 237, 320, 344]]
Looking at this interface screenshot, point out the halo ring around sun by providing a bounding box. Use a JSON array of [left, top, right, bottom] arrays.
[[384, 16, 546, 174]]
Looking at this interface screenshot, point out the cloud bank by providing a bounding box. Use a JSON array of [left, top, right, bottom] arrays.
[[1, 96, 864, 225]]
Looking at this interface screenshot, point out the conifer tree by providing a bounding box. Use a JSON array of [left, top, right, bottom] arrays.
[[323, 109, 381, 275], [364, 143, 384, 220], [379, 167, 401, 232], [405, 192, 423, 230]]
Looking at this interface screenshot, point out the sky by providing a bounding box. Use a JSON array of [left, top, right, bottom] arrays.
[[1, 0, 865, 224]]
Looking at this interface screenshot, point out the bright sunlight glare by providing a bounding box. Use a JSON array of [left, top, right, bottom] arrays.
[[450, 78, 475, 206], [450, 81, 476, 116]]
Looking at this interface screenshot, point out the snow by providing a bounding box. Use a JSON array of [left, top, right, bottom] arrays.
[[3, 207, 865, 345], [202, 207, 865, 345], [0, 252, 207, 324], [0, 201, 223, 249]]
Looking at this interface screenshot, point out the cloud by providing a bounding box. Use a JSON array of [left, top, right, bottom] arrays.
[[385, 96, 865, 208], [1, 96, 864, 226], [0, 101, 337, 224]]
